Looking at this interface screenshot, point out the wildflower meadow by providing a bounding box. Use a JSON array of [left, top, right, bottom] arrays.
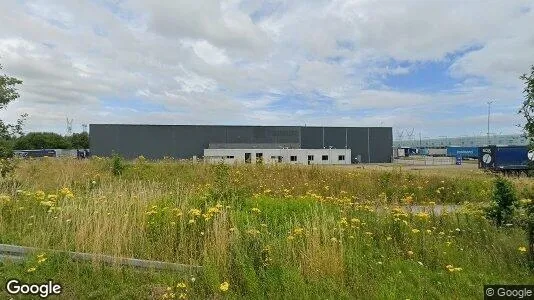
[[1, 157, 533, 299]]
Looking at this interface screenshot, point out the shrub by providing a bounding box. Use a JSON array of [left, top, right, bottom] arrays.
[[111, 152, 126, 176], [486, 177, 518, 227], [0, 157, 17, 178]]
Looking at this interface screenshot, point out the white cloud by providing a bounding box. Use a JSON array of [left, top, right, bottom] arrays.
[[182, 40, 231, 65], [0, 0, 532, 137]]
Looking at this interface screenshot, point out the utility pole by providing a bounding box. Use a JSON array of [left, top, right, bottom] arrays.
[[487, 100, 493, 145], [66, 118, 73, 136]]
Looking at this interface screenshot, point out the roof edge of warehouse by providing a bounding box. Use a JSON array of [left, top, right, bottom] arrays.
[[89, 123, 392, 128]]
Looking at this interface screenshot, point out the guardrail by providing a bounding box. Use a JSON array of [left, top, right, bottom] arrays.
[[0, 244, 202, 272]]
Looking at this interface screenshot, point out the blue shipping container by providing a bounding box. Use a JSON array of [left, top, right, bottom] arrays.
[[494, 146, 529, 169], [447, 147, 479, 158]]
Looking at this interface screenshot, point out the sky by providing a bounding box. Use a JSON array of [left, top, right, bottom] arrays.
[[0, 0, 533, 138]]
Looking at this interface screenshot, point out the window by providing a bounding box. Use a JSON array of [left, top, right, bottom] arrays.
[[322, 155, 328, 161], [290, 155, 297, 162], [255, 152, 263, 163], [338, 155, 345, 161], [271, 156, 277, 159], [226, 156, 234, 159], [308, 155, 314, 161]]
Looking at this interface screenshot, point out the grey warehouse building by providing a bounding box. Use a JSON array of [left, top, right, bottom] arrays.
[[89, 124, 393, 163]]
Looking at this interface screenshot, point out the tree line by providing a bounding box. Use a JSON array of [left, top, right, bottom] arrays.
[[1, 64, 89, 157], [1, 132, 89, 157]]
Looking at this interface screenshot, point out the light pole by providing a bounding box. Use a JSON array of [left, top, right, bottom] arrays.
[[487, 100, 494, 145]]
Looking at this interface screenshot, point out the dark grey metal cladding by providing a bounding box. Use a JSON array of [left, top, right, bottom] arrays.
[[225, 126, 299, 144], [346, 127, 369, 163], [90, 125, 302, 159], [208, 143, 300, 149], [323, 127, 348, 149], [300, 127, 323, 148], [368, 127, 393, 163], [90, 125, 226, 159]]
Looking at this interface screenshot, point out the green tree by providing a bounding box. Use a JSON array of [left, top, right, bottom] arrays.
[[486, 177, 518, 227], [0, 64, 26, 158], [519, 65, 534, 268], [520, 65, 534, 146], [14, 132, 72, 150], [0, 64, 22, 109], [68, 132, 90, 149]]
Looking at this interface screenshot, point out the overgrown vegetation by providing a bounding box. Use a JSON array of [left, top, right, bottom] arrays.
[[0, 64, 26, 179], [519, 65, 534, 265], [1, 158, 533, 299], [486, 177, 518, 227]]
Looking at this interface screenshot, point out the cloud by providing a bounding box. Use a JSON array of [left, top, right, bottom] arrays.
[[0, 0, 532, 138]]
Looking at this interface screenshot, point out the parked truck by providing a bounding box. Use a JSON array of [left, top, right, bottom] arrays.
[[478, 145, 533, 176]]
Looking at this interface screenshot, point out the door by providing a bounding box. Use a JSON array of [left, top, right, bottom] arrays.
[[256, 153, 263, 164], [245, 153, 251, 163]]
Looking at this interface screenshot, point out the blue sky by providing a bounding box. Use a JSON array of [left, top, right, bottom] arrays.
[[0, 0, 532, 139]]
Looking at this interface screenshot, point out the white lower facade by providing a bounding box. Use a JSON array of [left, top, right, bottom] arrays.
[[203, 148, 352, 165]]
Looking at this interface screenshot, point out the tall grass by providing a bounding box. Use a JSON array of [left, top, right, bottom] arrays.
[[0, 158, 533, 299]]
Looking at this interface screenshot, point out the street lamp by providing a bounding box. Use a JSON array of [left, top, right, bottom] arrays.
[[487, 100, 494, 145]]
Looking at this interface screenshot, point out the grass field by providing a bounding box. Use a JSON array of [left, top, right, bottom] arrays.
[[1, 157, 534, 299]]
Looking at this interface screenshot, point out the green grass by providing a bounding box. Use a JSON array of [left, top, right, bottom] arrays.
[[0, 158, 533, 299]]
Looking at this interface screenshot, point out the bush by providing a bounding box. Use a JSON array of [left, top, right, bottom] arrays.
[[486, 177, 518, 227], [111, 152, 126, 176], [0, 139, 14, 158], [0, 158, 17, 178]]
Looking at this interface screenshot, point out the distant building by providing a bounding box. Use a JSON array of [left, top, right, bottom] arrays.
[[89, 124, 393, 163], [204, 148, 352, 165], [393, 134, 528, 148]]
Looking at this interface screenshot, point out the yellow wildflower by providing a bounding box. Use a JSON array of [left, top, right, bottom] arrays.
[[415, 212, 429, 220], [35, 190, 46, 200], [40, 201, 54, 207], [293, 227, 304, 236], [251, 207, 261, 214], [188, 209, 201, 217], [27, 267, 36, 273], [0, 195, 10, 204], [412, 229, 420, 234], [519, 246, 528, 252], [246, 229, 260, 236], [520, 199, 532, 205], [219, 281, 229, 292]]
